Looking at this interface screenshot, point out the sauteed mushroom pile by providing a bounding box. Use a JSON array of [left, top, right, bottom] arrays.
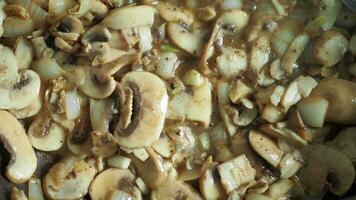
[[0, 0, 356, 199]]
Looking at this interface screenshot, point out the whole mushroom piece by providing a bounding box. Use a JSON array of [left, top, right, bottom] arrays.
[[114, 71, 168, 148], [0, 110, 37, 184]]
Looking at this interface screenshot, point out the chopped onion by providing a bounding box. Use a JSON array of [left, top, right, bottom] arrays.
[[217, 80, 231, 105], [155, 51, 179, 80], [219, 0, 242, 10], [183, 69, 204, 87], [31, 57, 63, 81], [109, 189, 133, 200], [65, 90, 81, 120], [107, 154, 132, 169], [138, 26, 153, 53], [271, 21, 299, 57], [29, 177, 45, 200], [9, 0, 48, 27], [269, 0, 286, 16]]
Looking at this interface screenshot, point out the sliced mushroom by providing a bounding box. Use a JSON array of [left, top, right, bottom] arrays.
[[9, 92, 42, 119], [249, 33, 271, 73], [249, 129, 283, 167], [0, 110, 37, 184], [2, 17, 34, 38], [265, 179, 294, 200], [282, 33, 309, 74], [167, 22, 206, 57], [130, 148, 167, 189], [31, 57, 64, 81], [102, 5, 154, 29], [199, 163, 225, 200], [11, 187, 28, 200], [217, 47, 247, 80], [167, 77, 212, 127], [151, 177, 203, 200], [66, 113, 93, 156], [43, 156, 97, 199], [81, 24, 112, 51], [309, 78, 356, 124], [89, 168, 142, 200], [14, 38, 34, 69], [114, 71, 168, 148], [314, 30, 348, 67], [156, 1, 194, 24], [298, 145, 355, 196], [331, 127, 356, 165], [27, 110, 66, 151], [0, 70, 41, 110], [78, 66, 116, 99], [52, 15, 84, 40], [278, 149, 303, 179], [91, 131, 117, 158]]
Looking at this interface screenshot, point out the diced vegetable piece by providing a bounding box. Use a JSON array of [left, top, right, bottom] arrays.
[[281, 80, 301, 111], [29, 177, 45, 200], [271, 21, 298, 57], [156, 1, 194, 24], [295, 76, 318, 98], [107, 155, 132, 169], [315, 30, 348, 67], [152, 137, 173, 158], [246, 193, 274, 200], [229, 79, 254, 103], [265, 179, 294, 199], [317, 0, 342, 31], [297, 96, 329, 128], [183, 69, 204, 87], [279, 149, 304, 179], [155, 51, 179, 79], [269, 0, 286, 16], [270, 85, 285, 106], [250, 34, 271, 73], [282, 33, 309, 73], [217, 154, 256, 193], [217, 80, 231, 104], [261, 104, 285, 123], [304, 15, 327, 36], [331, 127, 356, 165]]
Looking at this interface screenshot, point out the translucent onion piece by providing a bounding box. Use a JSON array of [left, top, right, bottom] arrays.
[[29, 177, 45, 200], [9, 0, 48, 27], [65, 90, 81, 120]]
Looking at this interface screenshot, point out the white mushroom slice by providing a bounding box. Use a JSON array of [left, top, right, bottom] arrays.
[[217, 47, 247, 80], [151, 177, 203, 200], [167, 78, 212, 127], [167, 22, 206, 57], [78, 66, 116, 99], [115, 71, 168, 148], [9, 93, 42, 119], [89, 168, 142, 200], [249, 34, 271, 73], [89, 0, 109, 19], [0, 44, 18, 88], [0, 110, 37, 184], [155, 51, 179, 80], [91, 131, 117, 158], [217, 154, 256, 193], [279, 149, 303, 179], [199, 163, 225, 200], [130, 148, 168, 189], [0, 70, 41, 110], [81, 24, 112, 51], [102, 5, 154, 29], [43, 156, 97, 199], [249, 129, 283, 167], [31, 57, 64, 81], [152, 137, 173, 158], [156, 1, 194, 24], [234, 106, 258, 127], [66, 113, 93, 156], [314, 30, 348, 67], [259, 124, 308, 147], [297, 96, 329, 128], [2, 17, 34, 38], [28, 110, 66, 151], [14, 38, 34, 69], [265, 179, 294, 200], [216, 9, 249, 35], [298, 145, 355, 196], [282, 33, 309, 74]]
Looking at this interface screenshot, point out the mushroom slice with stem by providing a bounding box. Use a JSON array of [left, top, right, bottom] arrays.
[[91, 131, 117, 158], [0, 70, 41, 110], [249, 129, 284, 168], [89, 168, 142, 200], [9, 91, 42, 119], [199, 162, 225, 200], [129, 148, 168, 189], [114, 71, 168, 148], [0, 110, 37, 184], [43, 156, 97, 200], [151, 177, 203, 200], [298, 144, 355, 196], [78, 65, 116, 99], [102, 5, 154, 30], [27, 109, 66, 151], [167, 22, 207, 57], [309, 78, 356, 125]]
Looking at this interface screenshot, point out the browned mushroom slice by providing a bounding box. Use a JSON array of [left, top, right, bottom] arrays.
[[114, 71, 168, 148], [130, 148, 168, 189], [43, 156, 97, 199], [199, 163, 225, 199], [0, 110, 37, 184], [89, 168, 142, 200], [151, 177, 203, 200], [309, 78, 356, 125], [156, 1, 194, 24]]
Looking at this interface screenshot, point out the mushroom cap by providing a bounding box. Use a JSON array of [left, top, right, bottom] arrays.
[[89, 168, 142, 200], [115, 71, 168, 148], [43, 156, 97, 199], [0, 70, 41, 110], [310, 78, 356, 125], [0, 110, 37, 184], [151, 177, 203, 200], [130, 148, 167, 189]]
